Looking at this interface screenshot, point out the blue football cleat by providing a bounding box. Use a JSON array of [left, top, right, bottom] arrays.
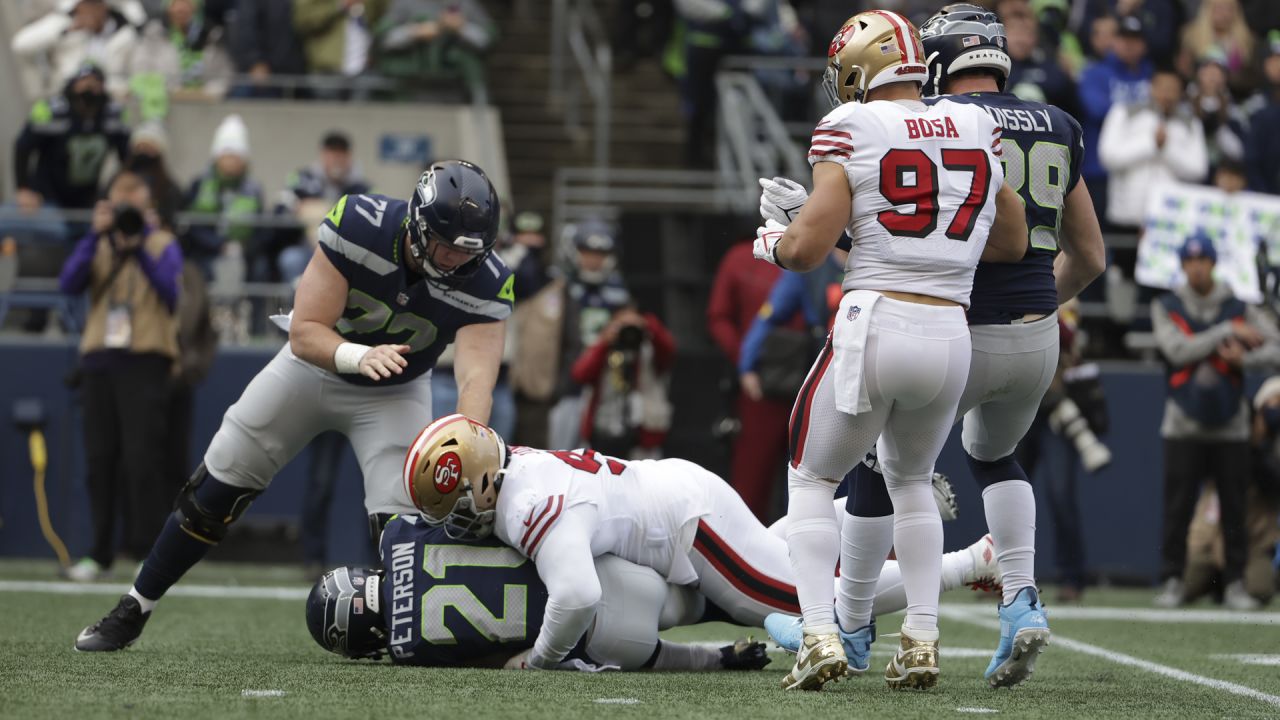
[[985, 587, 1051, 688], [765, 613, 874, 675], [838, 619, 874, 675], [764, 613, 803, 652]]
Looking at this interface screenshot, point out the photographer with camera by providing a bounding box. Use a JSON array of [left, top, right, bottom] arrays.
[[1151, 232, 1280, 610], [58, 170, 181, 582], [570, 304, 675, 460]]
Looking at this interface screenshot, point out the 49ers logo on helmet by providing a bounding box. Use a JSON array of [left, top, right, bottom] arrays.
[[829, 23, 856, 57], [433, 452, 462, 493]]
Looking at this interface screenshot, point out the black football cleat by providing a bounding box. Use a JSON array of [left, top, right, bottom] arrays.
[[720, 637, 773, 671], [75, 595, 150, 652]]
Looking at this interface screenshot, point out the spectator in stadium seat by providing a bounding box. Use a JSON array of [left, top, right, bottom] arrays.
[[58, 170, 181, 582], [127, 0, 234, 100], [182, 114, 266, 280], [571, 304, 675, 460], [1181, 0, 1255, 98], [294, 0, 389, 96], [7, 64, 125, 300], [229, 0, 308, 99], [706, 239, 788, 521], [1098, 68, 1207, 230], [1003, 1, 1080, 119], [276, 131, 371, 283], [1187, 52, 1248, 170], [1245, 32, 1280, 194], [673, 0, 771, 167], [1151, 232, 1280, 611], [11, 0, 146, 100], [375, 0, 495, 101], [1079, 14, 1153, 226], [13, 64, 131, 214]]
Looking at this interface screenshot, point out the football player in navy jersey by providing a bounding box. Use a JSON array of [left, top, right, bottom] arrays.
[[305, 516, 772, 672], [76, 160, 514, 652]]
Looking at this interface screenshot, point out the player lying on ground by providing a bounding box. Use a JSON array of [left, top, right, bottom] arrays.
[[75, 161, 513, 652], [757, 3, 1105, 690], [330, 414, 998, 671]]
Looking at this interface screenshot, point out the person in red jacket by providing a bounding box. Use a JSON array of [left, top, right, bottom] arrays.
[[571, 305, 676, 458], [706, 240, 793, 520]]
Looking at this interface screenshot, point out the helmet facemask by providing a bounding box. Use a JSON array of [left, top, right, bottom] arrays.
[[408, 213, 489, 284]]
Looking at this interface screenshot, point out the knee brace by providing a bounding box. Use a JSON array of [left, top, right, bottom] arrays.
[[964, 452, 1029, 490], [844, 462, 893, 518], [174, 463, 262, 544]]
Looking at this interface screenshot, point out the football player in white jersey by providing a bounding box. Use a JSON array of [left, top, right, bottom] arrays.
[[399, 414, 1002, 672], [751, 10, 1028, 691]]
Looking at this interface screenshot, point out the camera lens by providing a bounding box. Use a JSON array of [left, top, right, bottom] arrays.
[[113, 204, 145, 236]]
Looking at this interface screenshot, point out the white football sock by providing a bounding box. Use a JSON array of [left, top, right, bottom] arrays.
[[651, 641, 722, 671], [785, 467, 840, 635], [868, 547, 975, 617], [982, 479, 1037, 604], [128, 586, 157, 614], [836, 513, 893, 631], [885, 475, 942, 632]]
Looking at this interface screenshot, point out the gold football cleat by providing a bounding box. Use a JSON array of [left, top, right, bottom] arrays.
[[884, 629, 940, 690], [780, 632, 848, 691]]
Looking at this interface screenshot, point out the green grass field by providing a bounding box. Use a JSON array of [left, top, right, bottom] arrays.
[[3, 560, 1279, 719]]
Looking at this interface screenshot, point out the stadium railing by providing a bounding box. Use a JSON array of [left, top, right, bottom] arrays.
[[549, 0, 612, 171]]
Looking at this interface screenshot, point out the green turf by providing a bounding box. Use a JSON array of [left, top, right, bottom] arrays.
[[3, 561, 1279, 719]]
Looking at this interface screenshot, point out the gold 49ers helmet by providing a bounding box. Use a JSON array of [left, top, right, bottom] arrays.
[[822, 10, 929, 107], [402, 414, 508, 539]]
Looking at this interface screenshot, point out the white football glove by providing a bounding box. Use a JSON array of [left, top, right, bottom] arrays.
[[758, 176, 809, 226], [753, 219, 787, 267], [504, 649, 619, 672]]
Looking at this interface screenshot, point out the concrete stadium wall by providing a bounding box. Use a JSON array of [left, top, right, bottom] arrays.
[[0, 339, 1249, 583]]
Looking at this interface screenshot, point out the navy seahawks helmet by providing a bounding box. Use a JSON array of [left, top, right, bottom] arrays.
[[407, 159, 501, 283], [919, 3, 1011, 97], [305, 566, 387, 660]]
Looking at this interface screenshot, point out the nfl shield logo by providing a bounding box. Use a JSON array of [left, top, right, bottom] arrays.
[[848, 305, 861, 321], [962, 35, 980, 47]]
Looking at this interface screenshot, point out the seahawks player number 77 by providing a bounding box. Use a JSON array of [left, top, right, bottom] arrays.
[[75, 160, 515, 653]]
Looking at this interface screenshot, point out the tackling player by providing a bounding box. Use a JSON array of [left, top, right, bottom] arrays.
[[75, 160, 514, 652], [371, 414, 998, 673], [750, 10, 1028, 691], [763, 4, 1106, 691]]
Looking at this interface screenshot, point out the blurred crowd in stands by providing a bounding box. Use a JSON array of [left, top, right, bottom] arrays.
[[10, 0, 495, 104]]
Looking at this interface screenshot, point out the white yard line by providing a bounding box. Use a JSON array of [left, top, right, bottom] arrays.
[[940, 604, 1280, 626], [938, 607, 1280, 709], [0, 580, 307, 600]]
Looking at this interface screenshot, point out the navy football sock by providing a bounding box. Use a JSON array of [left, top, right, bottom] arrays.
[[133, 476, 252, 602], [844, 461, 894, 518]]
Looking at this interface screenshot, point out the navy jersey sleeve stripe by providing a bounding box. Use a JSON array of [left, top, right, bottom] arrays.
[[425, 279, 513, 321], [318, 224, 398, 276]]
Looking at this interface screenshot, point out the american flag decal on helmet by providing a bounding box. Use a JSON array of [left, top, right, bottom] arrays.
[[962, 35, 981, 47]]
